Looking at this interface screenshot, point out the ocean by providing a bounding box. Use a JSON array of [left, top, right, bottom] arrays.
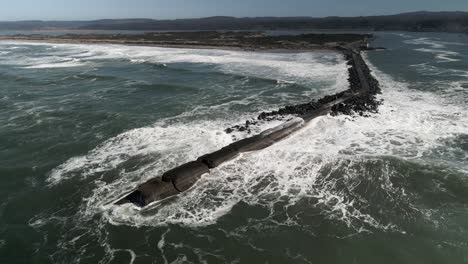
[[0, 32, 467, 263]]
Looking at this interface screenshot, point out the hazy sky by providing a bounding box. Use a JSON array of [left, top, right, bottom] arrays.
[[1, 0, 467, 21]]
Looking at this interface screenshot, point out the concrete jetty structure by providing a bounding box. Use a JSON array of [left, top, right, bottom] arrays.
[[116, 45, 381, 207]]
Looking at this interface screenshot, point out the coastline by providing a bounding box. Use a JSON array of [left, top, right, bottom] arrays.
[[0, 31, 370, 52], [0, 37, 334, 52]]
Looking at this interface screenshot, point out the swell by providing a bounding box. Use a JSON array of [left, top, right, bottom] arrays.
[[226, 49, 382, 134], [8, 33, 467, 264], [97, 52, 467, 227], [114, 47, 383, 208], [1, 41, 348, 87], [40, 41, 468, 230]]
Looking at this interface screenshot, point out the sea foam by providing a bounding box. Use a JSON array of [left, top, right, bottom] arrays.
[[45, 52, 468, 231]]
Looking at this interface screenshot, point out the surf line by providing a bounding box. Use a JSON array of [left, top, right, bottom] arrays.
[[115, 46, 382, 208]]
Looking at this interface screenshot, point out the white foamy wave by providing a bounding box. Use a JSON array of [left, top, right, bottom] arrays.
[[43, 46, 468, 231], [4, 45, 27, 50], [129, 58, 147, 64], [47, 119, 237, 185], [101, 57, 466, 229], [276, 79, 295, 84], [101, 139, 403, 233], [410, 63, 468, 78], [404, 37, 467, 49], [409, 63, 468, 103], [0, 41, 95, 68], [22, 58, 87, 69], [414, 48, 461, 62], [0, 41, 348, 89], [447, 80, 468, 95], [86, 44, 348, 88], [391, 33, 412, 39], [405, 37, 466, 62], [0, 44, 91, 68]]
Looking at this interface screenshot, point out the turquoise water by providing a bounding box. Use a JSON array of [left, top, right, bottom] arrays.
[[0, 32, 467, 263]]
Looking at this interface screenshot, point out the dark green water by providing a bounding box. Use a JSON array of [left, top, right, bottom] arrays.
[[0, 32, 467, 263]]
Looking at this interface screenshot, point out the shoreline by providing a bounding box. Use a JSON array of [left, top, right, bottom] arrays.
[[0, 37, 335, 53], [0, 31, 371, 52]]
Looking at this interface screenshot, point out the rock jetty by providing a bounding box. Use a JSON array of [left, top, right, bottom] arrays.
[[116, 43, 382, 207]]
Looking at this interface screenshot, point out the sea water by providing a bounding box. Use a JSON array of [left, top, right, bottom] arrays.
[[0, 32, 467, 263]]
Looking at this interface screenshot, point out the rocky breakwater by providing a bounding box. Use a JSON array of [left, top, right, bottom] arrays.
[[226, 48, 382, 133], [116, 47, 382, 207]]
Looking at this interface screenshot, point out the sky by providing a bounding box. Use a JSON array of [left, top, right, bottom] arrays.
[[0, 0, 467, 21]]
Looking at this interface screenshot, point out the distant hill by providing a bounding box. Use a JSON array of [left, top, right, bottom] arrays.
[[1, 11, 467, 33]]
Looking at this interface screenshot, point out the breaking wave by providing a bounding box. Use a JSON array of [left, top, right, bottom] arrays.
[[44, 52, 468, 232], [22, 58, 88, 68], [404, 37, 467, 49], [404, 37, 466, 63], [414, 48, 461, 62], [0, 41, 348, 91]]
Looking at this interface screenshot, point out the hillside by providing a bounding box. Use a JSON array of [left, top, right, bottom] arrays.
[[1, 11, 467, 33]]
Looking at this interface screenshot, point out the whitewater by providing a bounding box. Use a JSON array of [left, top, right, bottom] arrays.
[[0, 31, 467, 263]]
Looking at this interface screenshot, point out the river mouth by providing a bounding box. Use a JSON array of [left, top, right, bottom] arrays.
[[1, 31, 468, 263]]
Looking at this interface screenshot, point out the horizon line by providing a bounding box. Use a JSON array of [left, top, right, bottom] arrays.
[[1, 10, 468, 23]]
